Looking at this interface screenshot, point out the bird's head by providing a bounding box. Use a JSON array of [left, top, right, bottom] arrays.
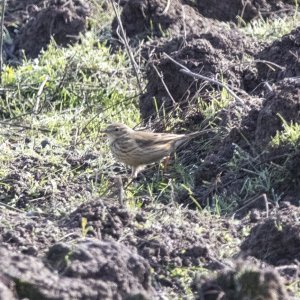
[[101, 123, 133, 142]]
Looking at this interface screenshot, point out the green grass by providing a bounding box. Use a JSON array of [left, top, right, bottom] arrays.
[[271, 114, 300, 148], [241, 13, 300, 42], [2, 32, 140, 119], [198, 87, 232, 120], [0, 14, 143, 214], [169, 266, 210, 297]]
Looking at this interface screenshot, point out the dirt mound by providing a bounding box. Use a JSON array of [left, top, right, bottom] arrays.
[[63, 198, 133, 240], [240, 205, 300, 265], [62, 198, 238, 291], [0, 240, 154, 300], [191, 262, 288, 300], [255, 26, 300, 83], [63, 198, 212, 269], [194, 95, 262, 185], [0, 209, 63, 255], [194, 77, 299, 204], [255, 79, 300, 148], [196, 0, 296, 23], [139, 31, 259, 120], [112, 0, 211, 39], [14, 0, 90, 58]]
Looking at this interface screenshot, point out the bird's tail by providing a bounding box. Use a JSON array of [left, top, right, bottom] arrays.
[[186, 128, 211, 139], [174, 129, 210, 148]]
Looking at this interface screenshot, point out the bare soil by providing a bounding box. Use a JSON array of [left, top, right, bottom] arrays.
[[240, 204, 300, 266], [112, 0, 211, 39], [5, 0, 90, 60], [192, 262, 289, 300], [255, 79, 300, 147], [139, 30, 260, 121], [255, 26, 300, 83], [0, 239, 153, 299], [196, 0, 297, 23]]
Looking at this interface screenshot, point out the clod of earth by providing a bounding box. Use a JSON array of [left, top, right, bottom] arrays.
[[240, 205, 300, 266], [255, 26, 300, 82], [9, 0, 90, 59], [196, 0, 296, 23], [191, 262, 289, 300], [0, 240, 154, 300]]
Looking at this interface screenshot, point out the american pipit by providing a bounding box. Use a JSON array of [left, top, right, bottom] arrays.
[[101, 123, 203, 178]]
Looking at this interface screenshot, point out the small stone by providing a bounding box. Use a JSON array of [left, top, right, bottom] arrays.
[[249, 209, 261, 223]]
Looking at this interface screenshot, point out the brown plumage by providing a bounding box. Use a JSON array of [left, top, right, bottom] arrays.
[[101, 123, 202, 178]]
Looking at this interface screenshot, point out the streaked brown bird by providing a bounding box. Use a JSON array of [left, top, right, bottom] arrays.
[[101, 123, 203, 178]]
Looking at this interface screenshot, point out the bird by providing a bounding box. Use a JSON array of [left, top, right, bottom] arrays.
[[101, 123, 204, 178]]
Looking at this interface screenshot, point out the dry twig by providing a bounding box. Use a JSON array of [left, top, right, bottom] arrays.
[[152, 63, 176, 105], [164, 52, 244, 105], [0, 120, 53, 133], [232, 193, 269, 219], [110, 0, 143, 93]]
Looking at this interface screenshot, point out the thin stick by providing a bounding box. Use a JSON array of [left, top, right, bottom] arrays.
[[0, 202, 25, 213], [164, 52, 244, 105], [152, 64, 176, 105], [110, 0, 143, 93], [0, 120, 53, 133], [57, 232, 80, 242], [0, 0, 6, 84], [231, 193, 269, 219], [253, 59, 285, 71]]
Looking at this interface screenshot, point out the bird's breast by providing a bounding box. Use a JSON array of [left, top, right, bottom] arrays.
[[110, 139, 138, 166]]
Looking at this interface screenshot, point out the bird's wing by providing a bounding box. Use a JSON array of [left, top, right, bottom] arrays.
[[132, 131, 185, 148]]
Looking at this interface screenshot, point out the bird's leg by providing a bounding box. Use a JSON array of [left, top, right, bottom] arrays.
[[131, 165, 146, 180], [162, 144, 176, 175], [162, 155, 171, 175], [131, 166, 143, 178], [131, 167, 138, 178]]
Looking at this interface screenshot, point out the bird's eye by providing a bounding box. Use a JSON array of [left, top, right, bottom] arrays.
[[115, 128, 119, 131]]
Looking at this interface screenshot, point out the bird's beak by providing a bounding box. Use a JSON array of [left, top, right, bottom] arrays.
[[99, 128, 108, 134]]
